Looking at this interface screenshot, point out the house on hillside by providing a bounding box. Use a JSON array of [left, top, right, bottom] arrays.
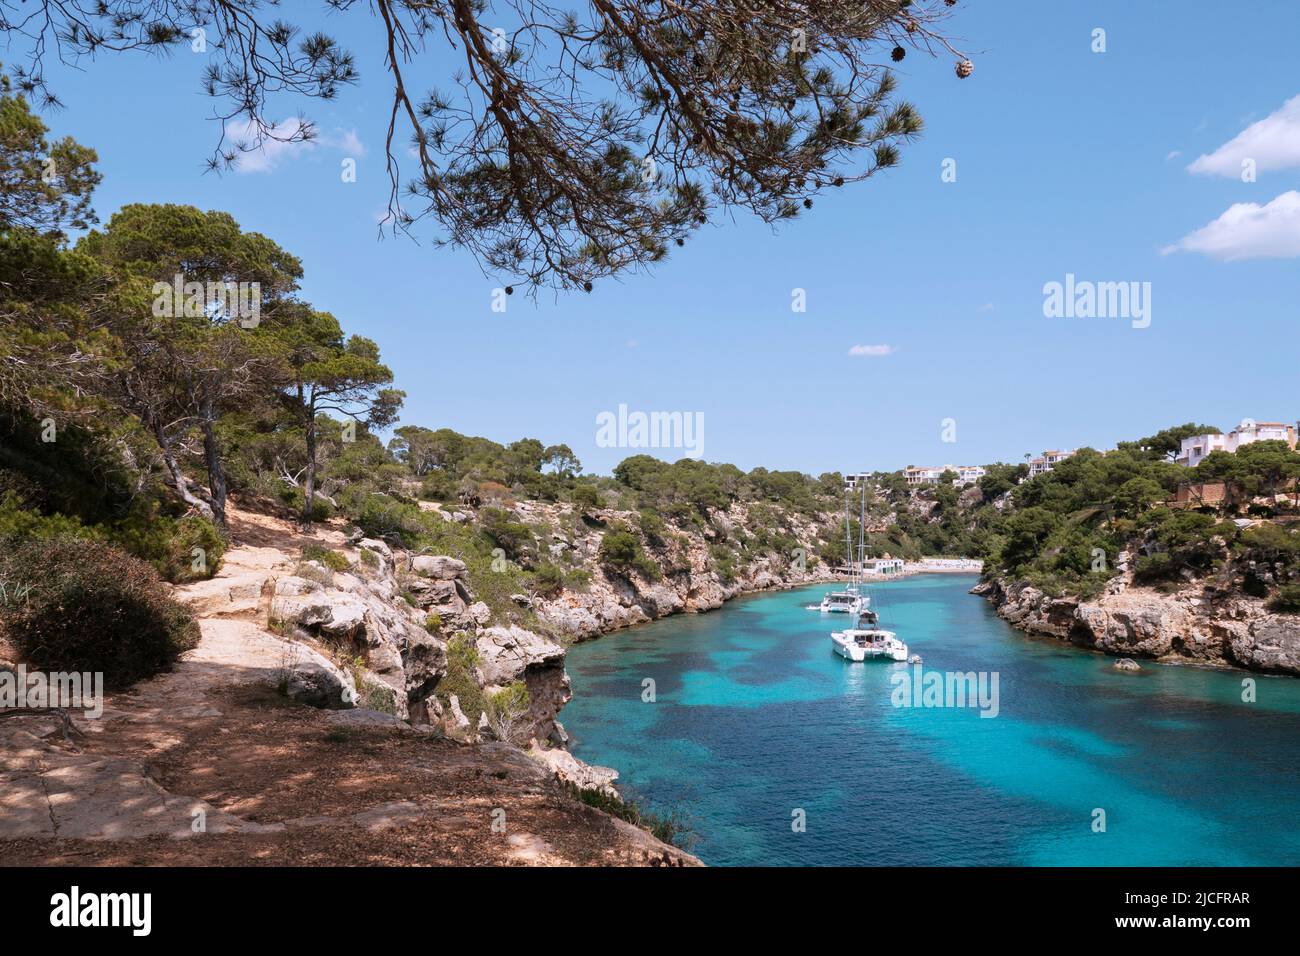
[[1175, 419, 1297, 468], [1026, 449, 1075, 478], [903, 464, 987, 487]]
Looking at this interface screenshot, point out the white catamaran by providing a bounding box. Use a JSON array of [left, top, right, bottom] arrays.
[[817, 493, 867, 615], [830, 484, 909, 662]]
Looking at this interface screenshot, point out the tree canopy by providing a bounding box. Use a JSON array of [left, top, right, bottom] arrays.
[[2, 0, 971, 289]]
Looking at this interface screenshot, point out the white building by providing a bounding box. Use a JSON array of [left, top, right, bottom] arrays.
[[1027, 449, 1074, 478], [1175, 418, 1297, 468], [904, 464, 987, 487], [863, 557, 905, 575], [844, 472, 872, 491]]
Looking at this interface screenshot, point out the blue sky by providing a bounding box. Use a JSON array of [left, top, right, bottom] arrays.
[[27, 0, 1300, 477]]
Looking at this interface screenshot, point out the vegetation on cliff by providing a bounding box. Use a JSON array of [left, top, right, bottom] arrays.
[[978, 424, 1300, 606]]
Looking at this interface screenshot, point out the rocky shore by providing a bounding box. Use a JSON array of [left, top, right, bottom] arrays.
[[975, 573, 1300, 675]]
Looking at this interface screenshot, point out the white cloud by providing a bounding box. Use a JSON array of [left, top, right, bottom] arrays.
[[978, 302, 995, 313], [1187, 94, 1300, 177], [229, 117, 365, 174], [1165, 150, 1182, 161], [848, 344, 895, 357], [1162, 190, 1300, 260], [335, 128, 367, 158]]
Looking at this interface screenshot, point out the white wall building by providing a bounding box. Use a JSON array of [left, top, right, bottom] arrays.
[[904, 464, 987, 487], [1175, 418, 1297, 468], [1027, 449, 1074, 478]]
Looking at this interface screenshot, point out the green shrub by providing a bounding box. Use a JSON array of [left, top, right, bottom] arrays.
[[302, 544, 350, 572], [0, 492, 95, 540], [480, 507, 534, 561], [420, 471, 456, 502], [709, 543, 737, 585], [562, 782, 695, 850], [277, 485, 334, 522], [1268, 583, 1300, 614], [530, 562, 565, 598], [424, 613, 443, 633], [0, 536, 200, 688], [564, 568, 593, 592], [484, 681, 531, 743], [600, 527, 660, 580], [439, 632, 487, 724], [354, 495, 425, 547], [569, 484, 600, 511], [294, 562, 334, 588]]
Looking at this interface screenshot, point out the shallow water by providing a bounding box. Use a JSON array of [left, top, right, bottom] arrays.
[[562, 574, 1300, 866]]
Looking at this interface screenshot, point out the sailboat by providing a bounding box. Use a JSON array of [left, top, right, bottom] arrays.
[[817, 492, 866, 614], [831, 483, 908, 662]]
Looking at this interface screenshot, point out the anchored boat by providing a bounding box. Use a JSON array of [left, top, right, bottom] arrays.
[[829, 483, 909, 662], [831, 620, 909, 662], [817, 491, 868, 615]]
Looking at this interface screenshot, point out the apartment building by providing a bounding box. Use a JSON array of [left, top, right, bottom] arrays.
[[1175, 418, 1297, 468]]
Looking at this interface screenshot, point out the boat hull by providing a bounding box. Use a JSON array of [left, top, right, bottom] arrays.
[[831, 629, 909, 662]]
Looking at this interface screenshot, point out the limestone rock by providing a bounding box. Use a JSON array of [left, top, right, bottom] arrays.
[[412, 555, 468, 580], [527, 743, 619, 799]]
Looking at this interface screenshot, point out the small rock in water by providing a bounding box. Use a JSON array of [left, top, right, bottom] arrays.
[[908, 655, 922, 664], [1114, 658, 1141, 672]]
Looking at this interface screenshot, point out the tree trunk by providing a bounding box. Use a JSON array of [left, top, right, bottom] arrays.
[[199, 397, 228, 531], [302, 403, 317, 529], [152, 419, 215, 522]]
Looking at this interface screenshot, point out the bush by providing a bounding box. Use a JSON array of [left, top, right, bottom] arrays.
[[115, 513, 226, 583], [530, 562, 565, 598], [439, 632, 487, 724], [480, 507, 534, 562], [569, 484, 600, 511], [600, 528, 646, 576], [277, 485, 335, 522], [484, 681, 531, 743], [301, 544, 350, 572], [354, 495, 424, 547], [1268, 583, 1300, 614], [0, 491, 94, 540], [0, 536, 200, 688], [562, 782, 695, 850]]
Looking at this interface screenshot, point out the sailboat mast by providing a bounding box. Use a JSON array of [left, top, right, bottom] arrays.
[[858, 482, 867, 572], [843, 492, 852, 577]]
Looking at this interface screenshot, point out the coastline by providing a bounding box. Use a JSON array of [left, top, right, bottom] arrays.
[[974, 574, 1300, 677]]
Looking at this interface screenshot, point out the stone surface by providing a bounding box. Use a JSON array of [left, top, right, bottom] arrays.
[[527, 743, 619, 799], [411, 555, 468, 580], [982, 576, 1300, 675]]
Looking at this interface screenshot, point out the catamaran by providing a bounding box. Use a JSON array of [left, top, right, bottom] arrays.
[[817, 493, 867, 615], [831, 618, 909, 662], [829, 483, 909, 662]]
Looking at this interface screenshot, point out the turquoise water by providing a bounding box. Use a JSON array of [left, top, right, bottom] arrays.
[[562, 575, 1300, 866]]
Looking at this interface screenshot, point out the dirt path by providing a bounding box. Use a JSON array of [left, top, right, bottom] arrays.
[[0, 503, 696, 866]]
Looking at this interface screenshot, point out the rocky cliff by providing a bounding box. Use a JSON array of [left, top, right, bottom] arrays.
[[258, 497, 834, 804], [976, 572, 1300, 675], [0, 507, 699, 865], [519, 501, 833, 640]]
